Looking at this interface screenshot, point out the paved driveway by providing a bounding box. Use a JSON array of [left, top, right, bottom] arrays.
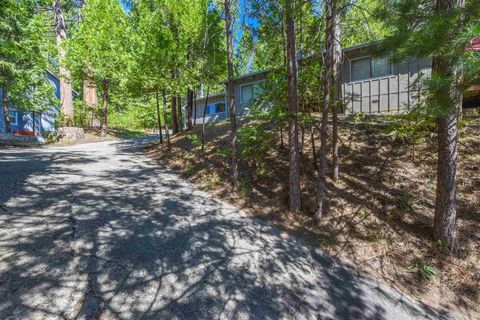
[[0, 138, 463, 320]]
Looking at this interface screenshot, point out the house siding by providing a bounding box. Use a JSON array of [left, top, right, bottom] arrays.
[[192, 71, 269, 125], [0, 71, 60, 134], [341, 47, 432, 114]]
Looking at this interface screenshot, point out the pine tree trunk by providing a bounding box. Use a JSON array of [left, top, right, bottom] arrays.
[[54, 0, 74, 124], [177, 96, 183, 131], [332, 12, 342, 182], [193, 90, 197, 126], [100, 79, 109, 137], [285, 0, 302, 213], [2, 88, 11, 133], [432, 0, 464, 253], [315, 0, 335, 224], [155, 90, 163, 143], [201, 89, 210, 153], [225, 0, 239, 184], [171, 94, 178, 134], [186, 88, 194, 130], [163, 91, 171, 149], [83, 69, 99, 127]]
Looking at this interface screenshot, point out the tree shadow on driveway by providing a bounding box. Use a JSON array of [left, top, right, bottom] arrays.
[[0, 139, 463, 320]]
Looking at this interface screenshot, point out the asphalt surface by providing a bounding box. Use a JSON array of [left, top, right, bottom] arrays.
[[0, 138, 465, 319]]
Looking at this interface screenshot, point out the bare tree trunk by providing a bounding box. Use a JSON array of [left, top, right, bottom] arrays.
[[54, 0, 74, 124], [310, 123, 318, 171], [285, 0, 302, 213], [315, 0, 336, 224], [225, 0, 239, 185], [280, 125, 285, 149], [100, 79, 109, 137], [163, 90, 171, 149], [301, 124, 305, 156], [186, 88, 194, 130], [171, 94, 178, 134], [83, 69, 99, 127], [2, 88, 11, 133], [332, 12, 342, 182], [193, 90, 197, 126], [177, 96, 183, 131], [432, 0, 464, 253], [201, 89, 210, 153], [32, 111, 36, 135], [155, 89, 163, 143]]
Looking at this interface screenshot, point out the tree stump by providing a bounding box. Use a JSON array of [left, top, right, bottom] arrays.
[[59, 127, 85, 142]]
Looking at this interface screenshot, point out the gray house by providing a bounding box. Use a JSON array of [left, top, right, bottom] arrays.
[[192, 69, 269, 125], [192, 41, 478, 124]]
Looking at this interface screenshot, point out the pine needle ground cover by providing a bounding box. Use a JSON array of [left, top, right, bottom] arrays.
[[145, 115, 480, 318]]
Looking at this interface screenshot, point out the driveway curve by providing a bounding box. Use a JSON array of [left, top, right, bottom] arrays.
[[0, 138, 464, 320]]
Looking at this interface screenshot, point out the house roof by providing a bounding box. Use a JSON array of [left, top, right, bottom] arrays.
[[221, 69, 270, 84], [343, 40, 382, 53], [196, 91, 225, 100], [196, 40, 383, 101]]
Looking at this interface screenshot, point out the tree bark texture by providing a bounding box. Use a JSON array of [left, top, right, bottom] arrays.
[[155, 90, 163, 143], [225, 0, 239, 184], [186, 88, 194, 130], [171, 94, 178, 134], [315, 0, 336, 224], [332, 12, 342, 182], [101, 79, 109, 137], [83, 70, 99, 127], [2, 88, 11, 133], [177, 96, 183, 131], [163, 91, 171, 149], [201, 89, 210, 153], [285, 0, 302, 213], [54, 0, 74, 123], [432, 0, 464, 253]]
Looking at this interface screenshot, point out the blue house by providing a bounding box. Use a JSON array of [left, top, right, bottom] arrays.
[[0, 70, 62, 135]]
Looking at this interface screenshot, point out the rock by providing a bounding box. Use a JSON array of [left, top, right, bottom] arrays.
[[0, 133, 44, 146]]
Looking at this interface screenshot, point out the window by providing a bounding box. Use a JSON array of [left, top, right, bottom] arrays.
[[351, 58, 371, 82], [206, 102, 226, 115], [241, 82, 262, 103], [9, 110, 18, 125], [214, 102, 226, 113], [371, 56, 391, 78], [350, 56, 391, 82]]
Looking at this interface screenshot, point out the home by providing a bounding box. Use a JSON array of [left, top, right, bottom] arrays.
[[0, 70, 63, 135], [192, 41, 480, 124]]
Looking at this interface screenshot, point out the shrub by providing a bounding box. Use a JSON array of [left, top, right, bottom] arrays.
[[409, 257, 437, 280], [238, 123, 273, 173]]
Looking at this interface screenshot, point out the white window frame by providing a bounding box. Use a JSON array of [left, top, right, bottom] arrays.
[[240, 80, 264, 103], [349, 55, 393, 83], [9, 110, 18, 125]]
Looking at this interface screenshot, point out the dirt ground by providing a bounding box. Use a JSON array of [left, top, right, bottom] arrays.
[[145, 114, 480, 318], [54, 127, 148, 145]]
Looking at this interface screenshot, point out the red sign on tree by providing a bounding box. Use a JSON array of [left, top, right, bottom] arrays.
[[467, 37, 480, 52]]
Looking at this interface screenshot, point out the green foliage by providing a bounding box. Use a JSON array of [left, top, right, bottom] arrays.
[[109, 98, 158, 130], [215, 147, 230, 160], [238, 122, 274, 173], [66, 0, 133, 83], [186, 132, 202, 156], [436, 240, 450, 254], [0, 0, 56, 113], [409, 258, 437, 280], [385, 106, 436, 144], [238, 176, 254, 195]]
